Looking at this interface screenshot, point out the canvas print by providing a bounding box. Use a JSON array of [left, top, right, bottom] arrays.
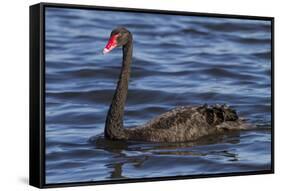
[[45, 7, 272, 184]]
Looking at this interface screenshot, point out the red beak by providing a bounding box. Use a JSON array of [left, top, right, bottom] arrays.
[[103, 34, 119, 54]]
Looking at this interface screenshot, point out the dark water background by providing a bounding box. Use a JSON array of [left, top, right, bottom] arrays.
[[45, 8, 272, 184]]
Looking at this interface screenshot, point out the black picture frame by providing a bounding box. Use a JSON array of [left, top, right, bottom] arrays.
[[30, 2, 274, 188]]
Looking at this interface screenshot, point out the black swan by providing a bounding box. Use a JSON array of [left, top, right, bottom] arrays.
[[101, 27, 250, 142]]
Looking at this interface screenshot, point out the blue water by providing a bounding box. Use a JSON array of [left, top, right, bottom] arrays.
[[45, 7, 272, 184]]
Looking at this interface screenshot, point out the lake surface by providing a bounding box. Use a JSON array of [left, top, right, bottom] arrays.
[[45, 7, 272, 184]]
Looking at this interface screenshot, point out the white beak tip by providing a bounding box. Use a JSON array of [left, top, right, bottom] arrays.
[[103, 48, 110, 54]]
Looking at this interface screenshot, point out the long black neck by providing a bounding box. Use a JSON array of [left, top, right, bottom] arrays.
[[104, 38, 133, 139]]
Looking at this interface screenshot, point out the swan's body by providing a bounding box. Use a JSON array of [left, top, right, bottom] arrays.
[[102, 27, 249, 142]]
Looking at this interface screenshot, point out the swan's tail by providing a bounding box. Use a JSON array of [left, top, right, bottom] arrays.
[[198, 104, 254, 130], [215, 104, 255, 130]]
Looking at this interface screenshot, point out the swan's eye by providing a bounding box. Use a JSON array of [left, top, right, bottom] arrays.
[[116, 33, 122, 37]]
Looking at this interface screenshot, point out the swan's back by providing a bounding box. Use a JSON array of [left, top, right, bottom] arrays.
[[125, 104, 248, 142]]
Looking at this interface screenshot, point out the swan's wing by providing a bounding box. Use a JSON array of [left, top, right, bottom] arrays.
[[140, 106, 198, 130], [140, 104, 240, 130], [126, 104, 246, 142]]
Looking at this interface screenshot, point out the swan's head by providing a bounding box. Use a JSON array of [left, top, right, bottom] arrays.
[[103, 27, 131, 54]]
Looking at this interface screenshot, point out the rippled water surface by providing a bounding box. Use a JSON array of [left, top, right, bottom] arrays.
[[45, 7, 272, 184]]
